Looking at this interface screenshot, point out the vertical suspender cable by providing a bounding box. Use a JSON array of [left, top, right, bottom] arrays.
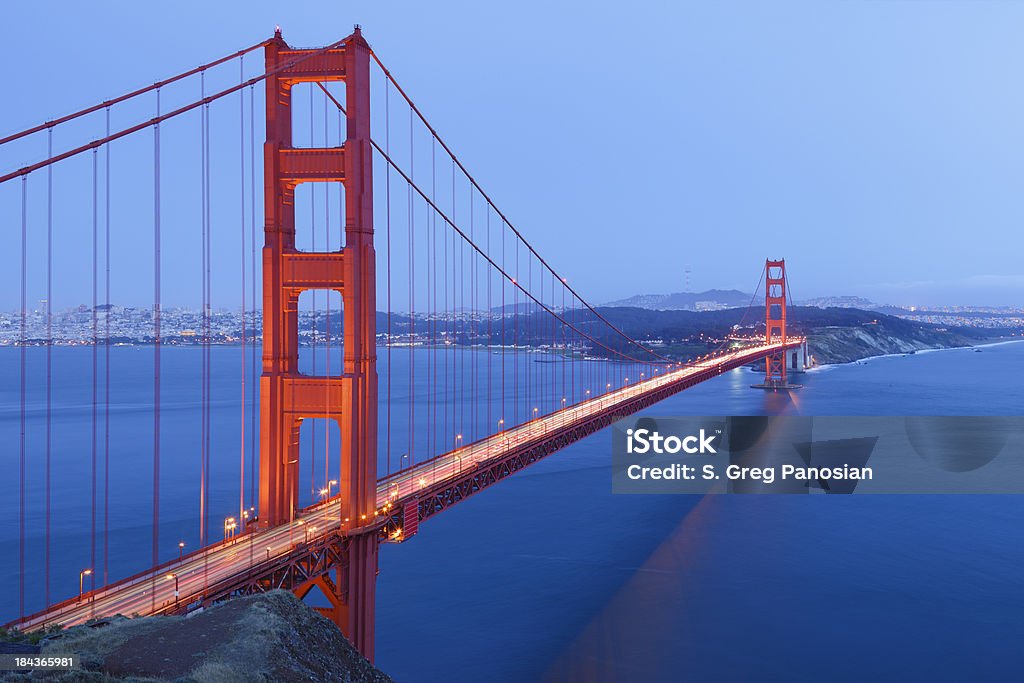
[[549, 268, 553, 407], [199, 73, 208, 548], [540, 268, 545, 408], [204, 94, 212, 541], [239, 57, 247, 527], [152, 88, 162, 610], [424, 189, 431, 459], [309, 84, 317, 501], [104, 107, 111, 585], [91, 147, 99, 601], [428, 181, 435, 458], [202, 92, 211, 586], [486, 207, 491, 435], [443, 152, 449, 449], [527, 255, 532, 414], [385, 78, 392, 476], [567, 285, 573, 403], [249, 85, 257, 510], [560, 279, 565, 406], [337, 106, 344, 481], [451, 160, 457, 444], [323, 89, 331, 490], [501, 220, 505, 431], [452, 161, 458, 443], [453, 193, 458, 451], [427, 194, 436, 479], [338, 106, 345, 484], [19, 175, 27, 620], [408, 107, 415, 468], [45, 129, 53, 608], [429, 139, 435, 459], [458, 167, 465, 441], [514, 235, 519, 426], [428, 200, 436, 470], [469, 185, 474, 442]]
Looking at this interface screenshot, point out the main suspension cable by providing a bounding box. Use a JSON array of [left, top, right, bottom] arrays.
[[1, 36, 348, 185], [0, 40, 270, 146]]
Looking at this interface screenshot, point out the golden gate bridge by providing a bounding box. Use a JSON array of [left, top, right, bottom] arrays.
[[1, 27, 802, 660]]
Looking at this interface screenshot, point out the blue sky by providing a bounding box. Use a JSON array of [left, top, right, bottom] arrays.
[[2, 1, 1022, 308]]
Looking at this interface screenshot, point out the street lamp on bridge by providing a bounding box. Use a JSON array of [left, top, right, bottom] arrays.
[[166, 573, 179, 606], [78, 568, 92, 603]]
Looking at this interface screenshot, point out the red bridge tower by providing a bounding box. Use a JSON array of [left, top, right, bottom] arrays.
[[762, 259, 790, 388], [259, 27, 378, 657]]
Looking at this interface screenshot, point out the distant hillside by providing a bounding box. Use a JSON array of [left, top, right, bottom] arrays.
[[603, 289, 752, 310]]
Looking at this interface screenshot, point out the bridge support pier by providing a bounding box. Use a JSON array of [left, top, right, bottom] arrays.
[[788, 340, 808, 374], [339, 533, 378, 655], [294, 534, 377, 656], [259, 26, 379, 660]]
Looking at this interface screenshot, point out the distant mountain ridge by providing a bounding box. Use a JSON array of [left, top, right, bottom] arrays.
[[603, 289, 752, 311]]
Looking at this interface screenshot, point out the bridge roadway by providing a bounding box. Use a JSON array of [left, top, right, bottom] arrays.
[[7, 340, 799, 632]]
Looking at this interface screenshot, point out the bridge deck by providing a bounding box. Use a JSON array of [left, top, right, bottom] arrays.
[[7, 341, 799, 632]]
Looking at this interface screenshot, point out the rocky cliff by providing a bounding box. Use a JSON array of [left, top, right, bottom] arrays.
[[807, 322, 974, 365]]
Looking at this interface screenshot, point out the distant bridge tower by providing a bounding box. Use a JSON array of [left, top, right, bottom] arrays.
[[762, 259, 792, 388], [259, 27, 378, 657]]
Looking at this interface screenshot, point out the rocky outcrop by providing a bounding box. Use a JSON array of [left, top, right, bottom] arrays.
[[1, 591, 392, 682]]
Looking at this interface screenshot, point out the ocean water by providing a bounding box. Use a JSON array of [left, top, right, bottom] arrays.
[[374, 342, 1024, 682], [1, 342, 1022, 681]]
